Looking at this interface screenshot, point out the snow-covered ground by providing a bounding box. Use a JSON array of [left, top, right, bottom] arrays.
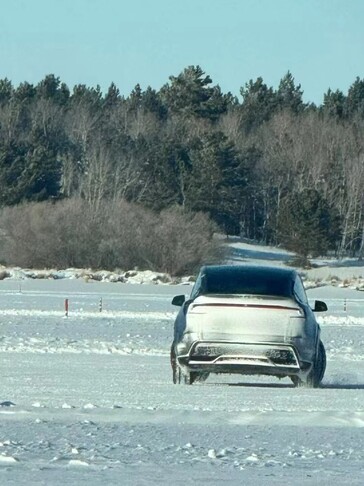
[[1, 245, 364, 484], [228, 240, 364, 282]]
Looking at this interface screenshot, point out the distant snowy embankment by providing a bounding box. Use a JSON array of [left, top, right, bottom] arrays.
[[0, 266, 193, 286]]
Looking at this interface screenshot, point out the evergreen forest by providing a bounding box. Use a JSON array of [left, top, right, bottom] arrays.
[[0, 66, 364, 273]]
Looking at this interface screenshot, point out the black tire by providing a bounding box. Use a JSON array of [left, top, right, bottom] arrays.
[[196, 372, 210, 383], [290, 375, 302, 387], [316, 341, 327, 383], [171, 351, 202, 385], [173, 363, 183, 384], [291, 341, 326, 388], [306, 340, 326, 388], [171, 345, 182, 384], [184, 371, 199, 385], [171, 344, 209, 385]]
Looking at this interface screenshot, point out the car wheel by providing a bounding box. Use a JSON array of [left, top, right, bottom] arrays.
[[184, 372, 210, 385], [306, 340, 326, 388], [173, 363, 183, 384], [290, 375, 302, 387], [171, 345, 183, 384], [316, 341, 327, 383], [196, 372, 209, 383], [184, 371, 199, 385]]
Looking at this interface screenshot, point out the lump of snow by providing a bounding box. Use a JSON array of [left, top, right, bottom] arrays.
[[246, 454, 259, 462], [216, 448, 229, 458], [124, 270, 138, 278], [68, 459, 89, 467], [83, 403, 96, 409], [108, 274, 125, 283], [0, 455, 18, 464], [61, 403, 74, 409], [124, 270, 172, 285], [207, 449, 216, 459]]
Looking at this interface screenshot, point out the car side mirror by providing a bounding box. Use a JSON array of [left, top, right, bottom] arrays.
[[172, 294, 186, 306], [313, 300, 327, 312]]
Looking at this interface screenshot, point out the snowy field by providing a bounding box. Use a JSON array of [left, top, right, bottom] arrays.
[[1, 256, 364, 484]]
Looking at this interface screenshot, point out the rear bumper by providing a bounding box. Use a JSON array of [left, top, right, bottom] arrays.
[[176, 340, 311, 377]]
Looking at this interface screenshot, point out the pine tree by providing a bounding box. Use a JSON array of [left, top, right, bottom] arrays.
[[160, 65, 227, 120], [345, 77, 364, 118], [277, 71, 304, 113], [240, 77, 277, 132], [322, 88, 345, 119], [277, 189, 340, 260]]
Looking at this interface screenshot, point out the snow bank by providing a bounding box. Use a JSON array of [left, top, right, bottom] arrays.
[[0, 266, 194, 286], [1, 239, 363, 291]]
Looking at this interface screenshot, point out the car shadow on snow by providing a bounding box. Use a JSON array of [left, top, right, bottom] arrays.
[[206, 381, 364, 389], [208, 382, 295, 388], [321, 383, 364, 389]]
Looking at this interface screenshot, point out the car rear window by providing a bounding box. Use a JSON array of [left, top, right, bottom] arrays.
[[203, 267, 293, 297]]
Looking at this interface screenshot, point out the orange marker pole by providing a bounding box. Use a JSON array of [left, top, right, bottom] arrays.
[[65, 298, 69, 317]]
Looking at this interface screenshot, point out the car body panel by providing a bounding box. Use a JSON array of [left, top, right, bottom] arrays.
[[172, 264, 325, 384]]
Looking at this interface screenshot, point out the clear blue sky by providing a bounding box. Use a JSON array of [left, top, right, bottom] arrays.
[[1, 0, 363, 104]]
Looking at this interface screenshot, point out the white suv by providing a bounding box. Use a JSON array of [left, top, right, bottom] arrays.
[[171, 265, 327, 387]]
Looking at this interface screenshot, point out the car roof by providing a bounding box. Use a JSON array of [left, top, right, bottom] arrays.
[[194, 264, 297, 298], [200, 264, 297, 280]]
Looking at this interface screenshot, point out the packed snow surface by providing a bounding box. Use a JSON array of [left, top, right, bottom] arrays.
[[1, 246, 364, 484]]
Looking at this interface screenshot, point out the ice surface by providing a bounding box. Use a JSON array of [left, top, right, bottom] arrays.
[[1, 266, 364, 484]]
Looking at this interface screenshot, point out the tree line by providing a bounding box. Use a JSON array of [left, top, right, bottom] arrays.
[[0, 66, 364, 269]]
